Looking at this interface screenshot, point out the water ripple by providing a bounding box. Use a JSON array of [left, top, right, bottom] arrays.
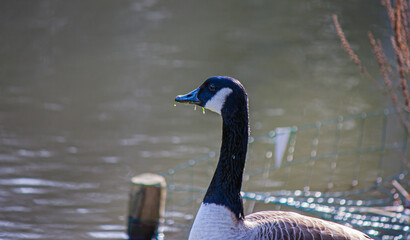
[[0, 178, 99, 190], [87, 231, 128, 239], [17, 149, 53, 158], [12, 187, 50, 194], [0, 154, 21, 162]]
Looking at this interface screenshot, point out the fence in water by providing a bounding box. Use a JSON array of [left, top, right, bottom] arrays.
[[157, 109, 410, 240]]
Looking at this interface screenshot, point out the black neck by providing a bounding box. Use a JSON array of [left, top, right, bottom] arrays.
[[203, 107, 249, 220]]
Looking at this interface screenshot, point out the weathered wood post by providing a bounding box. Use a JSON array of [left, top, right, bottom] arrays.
[[127, 173, 166, 240]]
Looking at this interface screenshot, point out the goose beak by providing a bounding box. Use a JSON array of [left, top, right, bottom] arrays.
[[175, 88, 201, 105]]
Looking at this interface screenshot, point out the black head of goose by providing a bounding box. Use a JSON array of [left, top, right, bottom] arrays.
[[175, 76, 372, 240]]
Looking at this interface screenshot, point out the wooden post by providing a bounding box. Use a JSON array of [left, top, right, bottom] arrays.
[[127, 173, 166, 240]]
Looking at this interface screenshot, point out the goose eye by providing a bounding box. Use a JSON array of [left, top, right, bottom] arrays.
[[208, 84, 216, 92]]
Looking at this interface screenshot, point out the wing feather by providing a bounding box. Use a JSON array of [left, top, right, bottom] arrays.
[[244, 211, 372, 240]]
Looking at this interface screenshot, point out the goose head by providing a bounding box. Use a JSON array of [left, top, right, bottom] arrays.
[[175, 76, 248, 119]]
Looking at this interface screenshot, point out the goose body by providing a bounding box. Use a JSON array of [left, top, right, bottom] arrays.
[[175, 76, 372, 240], [190, 203, 370, 240]]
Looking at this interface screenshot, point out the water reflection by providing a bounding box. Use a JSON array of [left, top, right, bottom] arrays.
[[0, 178, 99, 189], [0, 0, 394, 239]]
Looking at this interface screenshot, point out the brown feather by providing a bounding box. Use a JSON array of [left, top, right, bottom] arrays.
[[244, 211, 373, 240]]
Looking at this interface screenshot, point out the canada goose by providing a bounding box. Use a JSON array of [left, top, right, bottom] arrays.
[[175, 76, 372, 240]]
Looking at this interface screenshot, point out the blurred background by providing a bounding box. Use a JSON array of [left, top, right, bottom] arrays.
[[0, 0, 397, 239]]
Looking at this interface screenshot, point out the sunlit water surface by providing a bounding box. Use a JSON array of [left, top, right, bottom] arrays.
[[0, 0, 394, 239]]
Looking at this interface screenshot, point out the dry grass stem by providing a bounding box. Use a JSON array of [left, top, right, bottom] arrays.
[[376, 39, 396, 84], [333, 0, 410, 133], [382, 0, 396, 27], [393, 0, 410, 109], [332, 15, 383, 91], [368, 32, 403, 109]]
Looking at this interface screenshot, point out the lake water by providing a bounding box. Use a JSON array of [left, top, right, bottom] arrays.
[[0, 0, 398, 239]]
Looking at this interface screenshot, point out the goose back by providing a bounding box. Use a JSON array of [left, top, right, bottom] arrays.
[[245, 211, 372, 240]]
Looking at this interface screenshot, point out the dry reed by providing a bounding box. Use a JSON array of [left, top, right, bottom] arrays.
[[333, 0, 410, 134]]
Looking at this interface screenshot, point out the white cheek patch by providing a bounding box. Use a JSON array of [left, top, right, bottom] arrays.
[[204, 88, 233, 115]]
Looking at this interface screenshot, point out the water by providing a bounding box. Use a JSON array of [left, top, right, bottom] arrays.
[[0, 0, 395, 239]]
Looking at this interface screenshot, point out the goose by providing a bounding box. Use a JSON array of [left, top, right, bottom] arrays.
[[175, 76, 372, 240]]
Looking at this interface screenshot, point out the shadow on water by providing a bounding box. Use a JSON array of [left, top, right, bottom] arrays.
[[0, 0, 397, 239]]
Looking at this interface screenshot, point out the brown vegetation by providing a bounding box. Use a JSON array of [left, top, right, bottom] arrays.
[[333, 0, 410, 133]]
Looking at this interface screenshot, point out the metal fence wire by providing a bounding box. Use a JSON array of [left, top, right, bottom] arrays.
[[158, 109, 410, 240]]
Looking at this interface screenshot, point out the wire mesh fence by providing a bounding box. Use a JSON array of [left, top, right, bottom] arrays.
[[158, 109, 410, 240]]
